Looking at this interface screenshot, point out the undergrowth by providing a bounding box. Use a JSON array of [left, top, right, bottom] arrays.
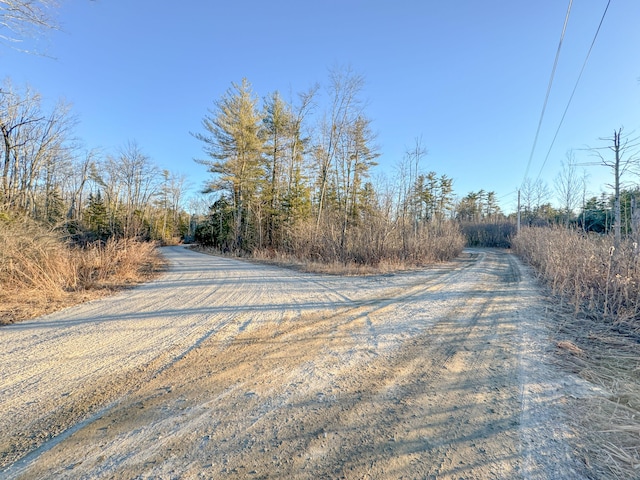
[[513, 227, 640, 328], [0, 216, 165, 324], [197, 222, 465, 275]]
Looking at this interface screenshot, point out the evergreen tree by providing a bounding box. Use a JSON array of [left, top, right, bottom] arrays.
[[262, 91, 294, 247], [580, 195, 610, 233], [436, 175, 454, 223], [339, 115, 379, 246], [193, 78, 265, 251], [44, 186, 65, 225], [194, 196, 235, 249], [85, 191, 109, 240]]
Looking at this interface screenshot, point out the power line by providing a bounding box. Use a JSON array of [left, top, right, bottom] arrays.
[[498, 190, 518, 201], [534, 0, 611, 183], [521, 0, 573, 186]]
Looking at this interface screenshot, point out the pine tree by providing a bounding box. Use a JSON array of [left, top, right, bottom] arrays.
[[85, 191, 109, 240], [262, 91, 294, 247], [193, 79, 265, 251]]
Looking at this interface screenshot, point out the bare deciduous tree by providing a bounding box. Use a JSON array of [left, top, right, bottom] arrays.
[[554, 151, 583, 226], [90, 141, 159, 238], [315, 66, 365, 234], [0, 80, 73, 217], [520, 177, 550, 225], [0, 0, 59, 51], [590, 128, 640, 246], [64, 147, 99, 221]]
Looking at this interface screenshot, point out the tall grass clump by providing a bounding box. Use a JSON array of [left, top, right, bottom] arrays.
[[0, 216, 164, 324], [513, 226, 640, 327]]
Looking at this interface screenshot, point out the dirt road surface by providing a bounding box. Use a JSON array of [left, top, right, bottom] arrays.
[[0, 247, 600, 479]]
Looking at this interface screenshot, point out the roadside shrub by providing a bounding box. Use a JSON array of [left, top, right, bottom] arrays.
[[512, 226, 640, 326], [278, 218, 465, 270], [0, 216, 69, 292], [0, 215, 164, 324]]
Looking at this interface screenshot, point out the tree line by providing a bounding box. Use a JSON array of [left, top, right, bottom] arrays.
[[0, 79, 189, 243], [191, 70, 465, 265], [5, 66, 635, 261]]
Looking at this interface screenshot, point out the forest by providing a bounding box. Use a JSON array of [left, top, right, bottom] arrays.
[[2, 73, 638, 473]]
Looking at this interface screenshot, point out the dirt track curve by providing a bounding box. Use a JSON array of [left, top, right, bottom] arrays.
[[0, 246, 597, 479]]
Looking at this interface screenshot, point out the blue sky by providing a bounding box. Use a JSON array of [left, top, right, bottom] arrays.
[[2, 0, 639, 213]]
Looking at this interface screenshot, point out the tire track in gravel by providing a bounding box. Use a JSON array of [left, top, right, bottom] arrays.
[[3, 251, 488, 479], [1, 248, 591, 479], [0, 246, 355, 471], [264, 250, 520, 478]]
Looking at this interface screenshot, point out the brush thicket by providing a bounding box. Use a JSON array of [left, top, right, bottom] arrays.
[[513, 227, 640, 327], [0, 216, 164, 324]]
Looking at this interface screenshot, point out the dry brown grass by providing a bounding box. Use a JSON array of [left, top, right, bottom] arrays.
[[284, 219, 466, 270], [197, 221, 465, 275], [551, 309, 640, 479], [0, 217, 166, 325], [249, 248, 432, 275], [513, 226, 640, 327], [193, 217, 466, 275], [514, 227, 640, 478]]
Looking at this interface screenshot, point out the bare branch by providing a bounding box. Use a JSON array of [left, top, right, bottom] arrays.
[[0, 0, 59, 51]]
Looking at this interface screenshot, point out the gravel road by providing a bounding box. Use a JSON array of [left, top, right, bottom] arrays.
[[0, 246, 597, 479]]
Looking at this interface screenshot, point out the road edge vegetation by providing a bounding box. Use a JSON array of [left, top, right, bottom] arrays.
[[0, 215, 165, 325], [513, 226, 640, 478]]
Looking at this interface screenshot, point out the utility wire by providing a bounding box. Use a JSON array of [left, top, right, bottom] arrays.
[[534, 0, 611, 182], [521, 0, 573, 186], [498, 190, 518, 201]]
